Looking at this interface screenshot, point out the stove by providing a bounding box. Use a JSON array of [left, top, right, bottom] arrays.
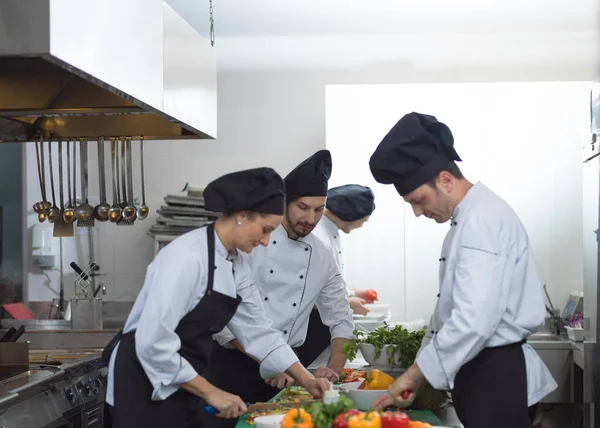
[[0, 358, 107, 428], [0, 366, 30, 383]]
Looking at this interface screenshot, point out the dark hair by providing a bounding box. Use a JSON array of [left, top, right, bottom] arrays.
[[427, 162, 464, 188]]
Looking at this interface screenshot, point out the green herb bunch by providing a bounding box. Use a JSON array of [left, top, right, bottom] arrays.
[[342, 323, 426, 369]]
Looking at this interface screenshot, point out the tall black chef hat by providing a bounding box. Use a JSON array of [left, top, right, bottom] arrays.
[[326, 185, 375, 222], [369, 112, 462, 196], [204, 167, 286, 215], [284, 150, 333, 203]]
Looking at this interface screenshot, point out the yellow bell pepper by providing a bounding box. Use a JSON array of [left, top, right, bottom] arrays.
[[364, 369, 395, 390], [281, 408, 313, 428], [347, 411, 382, 428]]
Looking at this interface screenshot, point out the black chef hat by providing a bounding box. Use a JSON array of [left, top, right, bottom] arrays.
[[204, 167, 286, 215], [284, 150, 332, 203], [326, 185, 376, 222], [369, 112, 462, 196]]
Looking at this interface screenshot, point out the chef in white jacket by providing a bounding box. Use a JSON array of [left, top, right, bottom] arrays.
[[205, 150, 354, 428], [369, 112, 557, 428], [313, 184, 378, 315], [105, 168, 329, 428]]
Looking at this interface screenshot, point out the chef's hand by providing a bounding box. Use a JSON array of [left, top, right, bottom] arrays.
[[372, 364, 424, 409], [265, 373, 295, 389], [349, 297, 370, 315], [299, 376, 331, 398], [204, 387, 248, 418], [314, 366, 340, 383]]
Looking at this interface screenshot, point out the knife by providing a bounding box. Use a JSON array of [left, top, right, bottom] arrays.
[[204, 400, 320, 415], [0, 327, 17, 342]]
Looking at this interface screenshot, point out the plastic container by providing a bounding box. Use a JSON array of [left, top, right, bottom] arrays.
[[566, 326, 584, 342]]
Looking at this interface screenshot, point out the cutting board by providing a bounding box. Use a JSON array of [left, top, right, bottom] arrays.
[[234, 389, 444, 427], [2, 303, 37, 320]]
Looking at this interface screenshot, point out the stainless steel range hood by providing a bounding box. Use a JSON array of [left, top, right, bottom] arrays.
[[0, 0, 217, 142]]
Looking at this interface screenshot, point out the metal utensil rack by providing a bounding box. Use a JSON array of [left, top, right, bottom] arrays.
[[74, 262, 98, 298]]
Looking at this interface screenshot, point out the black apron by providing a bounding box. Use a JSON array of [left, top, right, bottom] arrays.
[[295, 308, 331, 368], [451, 339, 536, 428], [112, 225, 242, 428]]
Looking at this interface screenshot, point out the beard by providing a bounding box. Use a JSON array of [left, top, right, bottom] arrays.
[[285, 212, 316, 238]]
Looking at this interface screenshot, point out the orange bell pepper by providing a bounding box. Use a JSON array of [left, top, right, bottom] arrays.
[[281, 408, 313, 428], [408, 422, 432, 428], [347, 411, 382, 428], [363, 369, 395, 390]]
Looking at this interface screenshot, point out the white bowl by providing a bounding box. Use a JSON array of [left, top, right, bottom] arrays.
[[359, 343, 407, 372], [339, 381, 390, 411], [253, 414, 285, 428]]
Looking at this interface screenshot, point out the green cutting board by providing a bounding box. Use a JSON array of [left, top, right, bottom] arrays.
[[235, 389, 443, 427]]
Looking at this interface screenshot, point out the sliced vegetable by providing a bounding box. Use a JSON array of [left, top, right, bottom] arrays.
[[381, 411, 410, 428], [333, 410, 362, 428], [282, 408, 313, 428], [408, 422, 432, 428], [347, 411, 382, 428]]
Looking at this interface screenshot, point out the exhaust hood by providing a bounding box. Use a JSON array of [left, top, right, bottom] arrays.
[[0, 0, 217, 142]]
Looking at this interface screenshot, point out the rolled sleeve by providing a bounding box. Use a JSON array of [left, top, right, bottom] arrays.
[[213, 327, 235, 347], [227, 262, 299, 379], [316, 265, 355, 341], [416, 244, 510, 391]]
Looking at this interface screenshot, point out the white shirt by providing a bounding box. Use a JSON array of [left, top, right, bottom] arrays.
[[214, 224, 354, 349], [313, 215, 344, 271], [106, 227, 299, 405], [415, 183, 557, 406]]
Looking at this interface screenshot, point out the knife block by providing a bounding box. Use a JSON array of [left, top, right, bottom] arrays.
[[0, 343, 29, 365], [71, 298, 103, 330]]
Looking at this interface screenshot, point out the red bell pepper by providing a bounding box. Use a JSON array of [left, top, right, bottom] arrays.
[[381, 411, 410, 428], [334, 410, 362, 428]]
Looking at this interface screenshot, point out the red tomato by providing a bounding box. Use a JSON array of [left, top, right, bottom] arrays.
[[365, 289, 378, 302]]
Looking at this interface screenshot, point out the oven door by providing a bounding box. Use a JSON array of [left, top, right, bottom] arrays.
[[83, 403, 104, 428]]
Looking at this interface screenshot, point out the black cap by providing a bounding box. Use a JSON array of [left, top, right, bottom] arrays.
[[204, 167, 286, 215], [326, 185, 375, 222], [284, 150, 332, 202], [369, 112, 461, 196]]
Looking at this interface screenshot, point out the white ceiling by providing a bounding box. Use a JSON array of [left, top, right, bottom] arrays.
[[167, 0, 598, 71]]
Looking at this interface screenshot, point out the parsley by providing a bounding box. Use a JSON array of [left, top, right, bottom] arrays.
[[342, 323, 426, 369]]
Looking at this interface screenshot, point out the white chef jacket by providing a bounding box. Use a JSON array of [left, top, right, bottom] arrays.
[[415, 183, 557, 406], [313, 215, 344, 272], [213, 224, 354, 349], [106, 227, 299, 405]]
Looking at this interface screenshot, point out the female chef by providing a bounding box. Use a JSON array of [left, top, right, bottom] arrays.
[[105, 167, 329, 428]]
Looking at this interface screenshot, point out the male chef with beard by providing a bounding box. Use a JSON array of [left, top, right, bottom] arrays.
[[203, 150, 354, 428]]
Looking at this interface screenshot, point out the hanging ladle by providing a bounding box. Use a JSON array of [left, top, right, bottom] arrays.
[[108, 138, 122, 223], [63, 139, 75, 224], [93, 136, 110, 222], [46, 140, 60, 223], [136, 136, 149, 220]]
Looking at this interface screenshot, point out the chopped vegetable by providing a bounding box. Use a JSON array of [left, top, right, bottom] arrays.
[[307, 394, 354, 428], [340, 368, 366, 383], [333, 410, 362, 428], [381, 411, 410, 428], [363, 370, 394, 390], [246, 409, 287, 426], [408, 422, 432, 428], [277, 387, 314, 403], [343, 324, 426, 370], [347, 411, 382, 428], [282, 408, 313, 428]]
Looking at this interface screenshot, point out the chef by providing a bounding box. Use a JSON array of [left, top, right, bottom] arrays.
[[313, 184, 378, 316], [369, 112, 557, 427], [105, 167, 330, 428], [206, 150, 354, 428], [298, 184, 378, 366]]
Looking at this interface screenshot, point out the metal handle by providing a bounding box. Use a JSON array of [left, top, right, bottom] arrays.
[[98, 137, 106, 202], [58, 140, 64, 208], [120, 137, 127, 204], [127, 137, 134, 205], [70, 262, 89, 281], [140, 136, 146, 205]]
